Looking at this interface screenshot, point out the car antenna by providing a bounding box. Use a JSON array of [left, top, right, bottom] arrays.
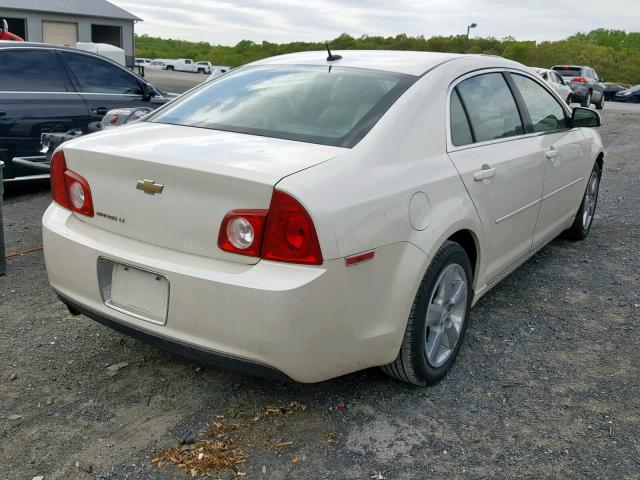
[[326, 43, 342, 62]]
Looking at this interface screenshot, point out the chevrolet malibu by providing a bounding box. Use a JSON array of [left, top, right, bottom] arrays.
[[43, 51, 604, 385]]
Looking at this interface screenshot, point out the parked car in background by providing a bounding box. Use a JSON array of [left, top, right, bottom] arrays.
[[552, 65, 605, 109], [148, 60, 167, 70], [0, 41, 170, 181], [43, 51, 604, 386], [163, 59, 209, 74], [603, 82, 631, 100], [207, 65, 232, 81], [531, 67, 573, 104], [196, 61, 212, 74], [135, 58, 152, 67], [613, 85, 640, 103]]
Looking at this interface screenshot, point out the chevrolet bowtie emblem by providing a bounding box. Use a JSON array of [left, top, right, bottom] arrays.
[[136, 179, 164, 195]]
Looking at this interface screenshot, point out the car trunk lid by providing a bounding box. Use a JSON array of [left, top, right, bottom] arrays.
[[61, 122, 345, 264]]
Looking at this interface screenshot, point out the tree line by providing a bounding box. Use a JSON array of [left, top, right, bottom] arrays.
[[136, 29, 640, 85]]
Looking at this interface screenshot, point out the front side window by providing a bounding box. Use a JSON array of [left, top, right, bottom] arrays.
[[512, 74, 568, 133], [0, 49, 67, 92], [149, 65, 416, 148], [455, 73, 524, 143], [61, 52, 142, 94]]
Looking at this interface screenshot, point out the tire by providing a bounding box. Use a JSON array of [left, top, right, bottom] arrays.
[[198, 68, 205, 74], [382, 241, 473, 386], [595, 93, 605, 110], [563, 162, 601, 240], [566, 94, 573, 106], [581, 91, 592, 108], [166, 65, 174, 71]]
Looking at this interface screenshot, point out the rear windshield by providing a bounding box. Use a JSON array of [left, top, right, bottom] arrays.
[[148, 65, 416, 148], [553, 67, 582, 78]]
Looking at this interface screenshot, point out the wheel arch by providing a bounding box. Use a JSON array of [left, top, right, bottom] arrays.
[[447, 229, 479, 279]]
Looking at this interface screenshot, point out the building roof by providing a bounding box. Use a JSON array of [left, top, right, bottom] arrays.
[[251, 50, 468, 76], [0, 0, 141, 22]]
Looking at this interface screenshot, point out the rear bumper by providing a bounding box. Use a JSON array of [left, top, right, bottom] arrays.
[[43, 203, 426, 382], [570, 85, 590, 100], [57, 291, 291, 381]]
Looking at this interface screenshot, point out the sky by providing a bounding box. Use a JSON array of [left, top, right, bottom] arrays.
[[111, 0, 639, 45]]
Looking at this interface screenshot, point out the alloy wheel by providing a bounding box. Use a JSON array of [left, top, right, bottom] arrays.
[[424, 264, 468, 367], [582, 170, 599, 230]]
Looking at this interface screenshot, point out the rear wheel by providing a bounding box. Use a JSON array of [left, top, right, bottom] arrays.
[[166, 65, 174, 71], [563, 163, 601, 240], [198, 68, 205, 74], [596, 93, 605, 110], [566, 94, 573, 105], [581, 91, 592, 108], [382, 241, 473, 386]]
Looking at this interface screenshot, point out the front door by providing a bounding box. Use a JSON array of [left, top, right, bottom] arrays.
[[508, 73, 588, 247], [447, 72, 545, 281]]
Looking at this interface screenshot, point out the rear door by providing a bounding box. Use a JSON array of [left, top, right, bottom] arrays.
[[59, 50, 165, 124], [447, 72, 545, 281], [509, 73, 588, 247], [0, 48, 89, 179]]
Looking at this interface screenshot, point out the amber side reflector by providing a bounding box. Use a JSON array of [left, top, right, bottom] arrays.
[[345, 251, 375, 266]]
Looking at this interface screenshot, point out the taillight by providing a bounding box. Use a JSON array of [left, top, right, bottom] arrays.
[[572, 77, 588, 83], [218, 190, 323, 265], [50, 150, 94, 217], [262, 190, 323, 265], [218, 210, 267, 257]]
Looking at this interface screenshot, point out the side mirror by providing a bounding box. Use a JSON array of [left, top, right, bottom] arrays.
[[1, 19, 8, 33], [572, 107, 601, 128], [141, 82, 157, 100]]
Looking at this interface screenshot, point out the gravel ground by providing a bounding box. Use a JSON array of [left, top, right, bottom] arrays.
[[1, 102, 639, 480]]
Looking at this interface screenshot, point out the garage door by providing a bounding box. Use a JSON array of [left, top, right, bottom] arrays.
[[42, 21, 77, 46]]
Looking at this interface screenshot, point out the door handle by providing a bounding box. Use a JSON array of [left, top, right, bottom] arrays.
[[545, 147, 558, 159], [473, 164, 496, 181], [92, 107, 109, 116]]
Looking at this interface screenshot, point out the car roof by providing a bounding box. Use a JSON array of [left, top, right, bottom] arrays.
[[0, 40, 87, 52], [249, 50, 516, 76]]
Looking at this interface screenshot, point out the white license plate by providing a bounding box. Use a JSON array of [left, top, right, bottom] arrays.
[[99, 260, 169, 325]]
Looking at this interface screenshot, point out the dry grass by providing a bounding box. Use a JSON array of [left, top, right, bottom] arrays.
[[152, 403, 308, 477]]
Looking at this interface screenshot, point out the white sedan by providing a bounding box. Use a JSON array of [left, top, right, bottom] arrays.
[[532, 67, 574, 104], [43, 51, 604, 385]]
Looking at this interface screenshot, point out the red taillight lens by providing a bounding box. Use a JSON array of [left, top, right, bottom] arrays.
[[218, 210, 267, 257], [50, 150, 70, 209], [50, 149, 94, 217], [572, 77, 588, 83], [218, 190, 323, 265], [262, 191, 323, 265]]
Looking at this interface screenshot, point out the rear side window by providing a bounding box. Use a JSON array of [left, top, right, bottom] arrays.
[[0, 49, 67, 92], [450, 90, 473, 146], [455, 73, 524, 143], [60, 52, 142, 94], [511, 74, 568, 133]]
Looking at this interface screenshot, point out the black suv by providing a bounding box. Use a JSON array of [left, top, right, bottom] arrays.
[[0, 42, 170, 181], [551, 65, 605, 110]]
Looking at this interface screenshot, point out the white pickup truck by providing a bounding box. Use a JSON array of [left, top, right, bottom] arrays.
[[163, 59, 211, 74]]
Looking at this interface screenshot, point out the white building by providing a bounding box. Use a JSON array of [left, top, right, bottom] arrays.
[[0, 0, 141, 65]]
